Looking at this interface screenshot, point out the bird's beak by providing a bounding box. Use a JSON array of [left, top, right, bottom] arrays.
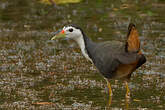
[[51, 29, 65, 40]]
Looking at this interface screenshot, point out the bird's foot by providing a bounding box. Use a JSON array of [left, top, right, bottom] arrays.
[[125, 81, 131, 99], [125, 92, 130, 99], [109, 90, 113, 97], [105, 87, 113, 96]]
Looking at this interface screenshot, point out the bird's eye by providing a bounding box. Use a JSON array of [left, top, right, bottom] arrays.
[[69, 28, 73, 32]]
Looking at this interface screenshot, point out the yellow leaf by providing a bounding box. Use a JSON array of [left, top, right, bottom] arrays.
[[39, 0, 82, 5], [113, 8, 118, 11], [33, 102, 53, 105], [133, 99, 141, 102]]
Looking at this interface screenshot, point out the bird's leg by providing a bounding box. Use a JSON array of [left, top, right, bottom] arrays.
[[106, 95, 112, 108], [125, 98, 130, 109], [105, 78, 113, 97], [108, 94, 112, 106], [125, 81, 130, 98]]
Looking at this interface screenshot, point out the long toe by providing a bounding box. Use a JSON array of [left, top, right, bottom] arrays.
[[125, 81, 131, 98], [125, 92, 130, 98], [109, 87, 113, 97]]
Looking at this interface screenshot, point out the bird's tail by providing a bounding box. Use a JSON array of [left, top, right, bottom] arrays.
[[125, 23, 141, 54]]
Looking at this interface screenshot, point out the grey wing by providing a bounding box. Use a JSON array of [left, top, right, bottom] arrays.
[[91, 42, 141, 78]]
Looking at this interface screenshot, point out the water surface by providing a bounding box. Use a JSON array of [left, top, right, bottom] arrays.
[[0, 0, 165, 109]]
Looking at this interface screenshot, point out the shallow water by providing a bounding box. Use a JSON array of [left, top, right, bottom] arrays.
[[0, 0, 165, 109]]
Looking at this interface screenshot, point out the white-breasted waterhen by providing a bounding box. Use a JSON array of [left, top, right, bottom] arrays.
[[51, 23, 146, 98]]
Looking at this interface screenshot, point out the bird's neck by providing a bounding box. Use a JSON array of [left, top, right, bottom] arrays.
[[74, 33, 95, 63]]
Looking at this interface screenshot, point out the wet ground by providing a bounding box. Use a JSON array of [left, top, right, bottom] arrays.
[[0, 0, 165, 109]]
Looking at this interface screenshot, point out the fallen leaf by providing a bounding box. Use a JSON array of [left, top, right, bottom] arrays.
[[133, 99, 141, 102], [33, 102, 53, 105], [39, 0, 81, 5]]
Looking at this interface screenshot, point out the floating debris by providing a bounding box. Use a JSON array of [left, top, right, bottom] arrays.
[[39, 0, 82, 5]]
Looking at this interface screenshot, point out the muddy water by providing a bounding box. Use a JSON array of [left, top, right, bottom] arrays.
[[0, 0, 165, 109]]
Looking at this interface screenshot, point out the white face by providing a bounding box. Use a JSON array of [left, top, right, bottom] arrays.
[[63, 26, 82, 40]]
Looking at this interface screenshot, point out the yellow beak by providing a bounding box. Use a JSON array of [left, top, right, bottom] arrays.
[[51, 29, 66, 40]]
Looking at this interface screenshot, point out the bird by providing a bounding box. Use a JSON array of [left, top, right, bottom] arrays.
[[51, 23, 146, 98]]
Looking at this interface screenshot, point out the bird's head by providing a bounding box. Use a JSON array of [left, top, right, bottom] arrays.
[[51, 25, 83, 41]]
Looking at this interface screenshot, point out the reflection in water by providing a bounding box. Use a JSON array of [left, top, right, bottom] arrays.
[[106, 96, 130, 110], [125, 98, 130, 110], [108, 96, 112, 107]]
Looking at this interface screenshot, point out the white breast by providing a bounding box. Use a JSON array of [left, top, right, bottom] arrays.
[[73, 35, 93, 63]]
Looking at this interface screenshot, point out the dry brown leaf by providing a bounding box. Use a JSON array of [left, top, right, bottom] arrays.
[[33, 102, 53, 105]]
